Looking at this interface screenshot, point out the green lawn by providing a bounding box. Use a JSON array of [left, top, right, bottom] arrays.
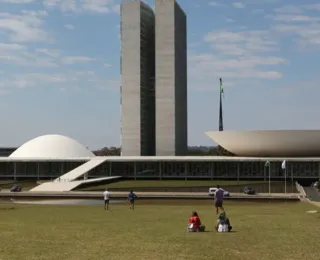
[[79, 180, 273, 190], [0, 181, 38, 190], [0, 200, 318, 260]]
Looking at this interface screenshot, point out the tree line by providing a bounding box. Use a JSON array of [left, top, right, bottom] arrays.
[[93, 146, 234, 156]]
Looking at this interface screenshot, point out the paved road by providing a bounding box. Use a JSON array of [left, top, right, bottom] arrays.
[[0, 190, 298, 196], [0, 190, 300, 200]]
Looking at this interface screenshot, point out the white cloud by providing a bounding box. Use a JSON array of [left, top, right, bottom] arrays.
[[104, 63, 111, 68], [0, 43, 97, 67], [274, 5, 303, 14], [0, 43, 25, 51], [226, 18, 235, 22], [36, 48, 61, 57], [270, 14, 320, 22], [74, 70, 95, 75], [0, 54, 57, 67], [111, 4, 120, 14], [1, 71, 119, 92], [191, 3, 320, 91], [188, 27, 286, 91], [0, 0, 35, 3], [270, 4, 320, 49], [0, 44, 58, 67], [208, 1, 226, 7], [232, 2, 245, 8], [94, 79, 120, 91], [189, 54, 284, 72], [274, 24, 320, 48], [0, 10, 51, 43], [43, 0, 119, 14], [64, 24, 74, 29], [61, 56, 96, 64], [303, 4, 320, 11], [43, 0, 78, 12], [82, 0, 110, 13], [204, 30, 278, 55]]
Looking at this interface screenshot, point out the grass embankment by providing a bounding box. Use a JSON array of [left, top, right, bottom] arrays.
[[0, 201, 318, 260], [78, 180, 272, 191], [0, 181, 39, 190]]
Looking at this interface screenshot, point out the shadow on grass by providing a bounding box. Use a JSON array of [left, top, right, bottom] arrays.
[[0, 207, 15, 210], [187, 230, 238, 233], [212, 230, 238, 233]]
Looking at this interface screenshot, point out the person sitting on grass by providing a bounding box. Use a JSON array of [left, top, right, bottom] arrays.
[[187, 211, 205, 232], [215, 212, 232, 232], [128, 190, 137, 210]]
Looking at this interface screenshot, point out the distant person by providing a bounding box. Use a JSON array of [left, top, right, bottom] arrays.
[[214, 185, 225, 215], [128, 190, 137, 210], [188, 211, 205, 232], [103, 188, 110, 210]]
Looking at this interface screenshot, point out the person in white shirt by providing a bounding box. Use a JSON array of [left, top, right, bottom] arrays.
[[103, 188, 110, 210]]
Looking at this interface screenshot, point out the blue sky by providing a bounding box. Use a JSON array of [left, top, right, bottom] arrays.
[[0, 0, 320, 149]]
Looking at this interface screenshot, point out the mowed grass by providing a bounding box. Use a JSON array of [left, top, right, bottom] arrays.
[[79, 180, 272, 190], [0, 200, 319, 260]]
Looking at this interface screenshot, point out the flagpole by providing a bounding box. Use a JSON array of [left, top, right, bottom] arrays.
[[219, 78, 223, 132]]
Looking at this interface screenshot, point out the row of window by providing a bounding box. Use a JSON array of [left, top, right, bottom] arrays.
[[0, 162, 319, 178]]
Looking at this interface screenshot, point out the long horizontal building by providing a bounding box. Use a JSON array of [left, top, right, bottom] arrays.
[[0, 132, 320, 187]]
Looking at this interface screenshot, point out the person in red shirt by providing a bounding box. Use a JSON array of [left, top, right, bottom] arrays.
[[188, 211, 205, 232]]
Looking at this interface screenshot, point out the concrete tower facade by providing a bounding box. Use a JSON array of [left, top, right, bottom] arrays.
[[155, 0, 188, 156], [120, 0, 155, 156]]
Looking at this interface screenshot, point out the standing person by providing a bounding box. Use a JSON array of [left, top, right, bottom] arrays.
[[103, 188, 110, 210], [128, 190, 137, 210], [214, 185, 225, 215]]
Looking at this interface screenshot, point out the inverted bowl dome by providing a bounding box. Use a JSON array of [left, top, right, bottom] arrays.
[[206, 130, 320, 157]]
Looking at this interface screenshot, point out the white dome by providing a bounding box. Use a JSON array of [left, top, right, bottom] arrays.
[[10, 134, 95, 158]]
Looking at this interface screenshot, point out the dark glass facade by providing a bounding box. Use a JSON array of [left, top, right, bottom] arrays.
[[1, 160, 319, 181]]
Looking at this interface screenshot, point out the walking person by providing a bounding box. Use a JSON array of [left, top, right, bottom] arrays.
[[103, 188, 110, 210], [128, 190, 137, 210], [214, 185, 225, 215]]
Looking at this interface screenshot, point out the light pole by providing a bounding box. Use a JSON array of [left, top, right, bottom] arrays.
[[265, 161, 271, 194]]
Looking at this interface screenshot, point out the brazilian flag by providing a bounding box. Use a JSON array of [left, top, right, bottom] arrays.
[[220, 78, 224, 98]]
